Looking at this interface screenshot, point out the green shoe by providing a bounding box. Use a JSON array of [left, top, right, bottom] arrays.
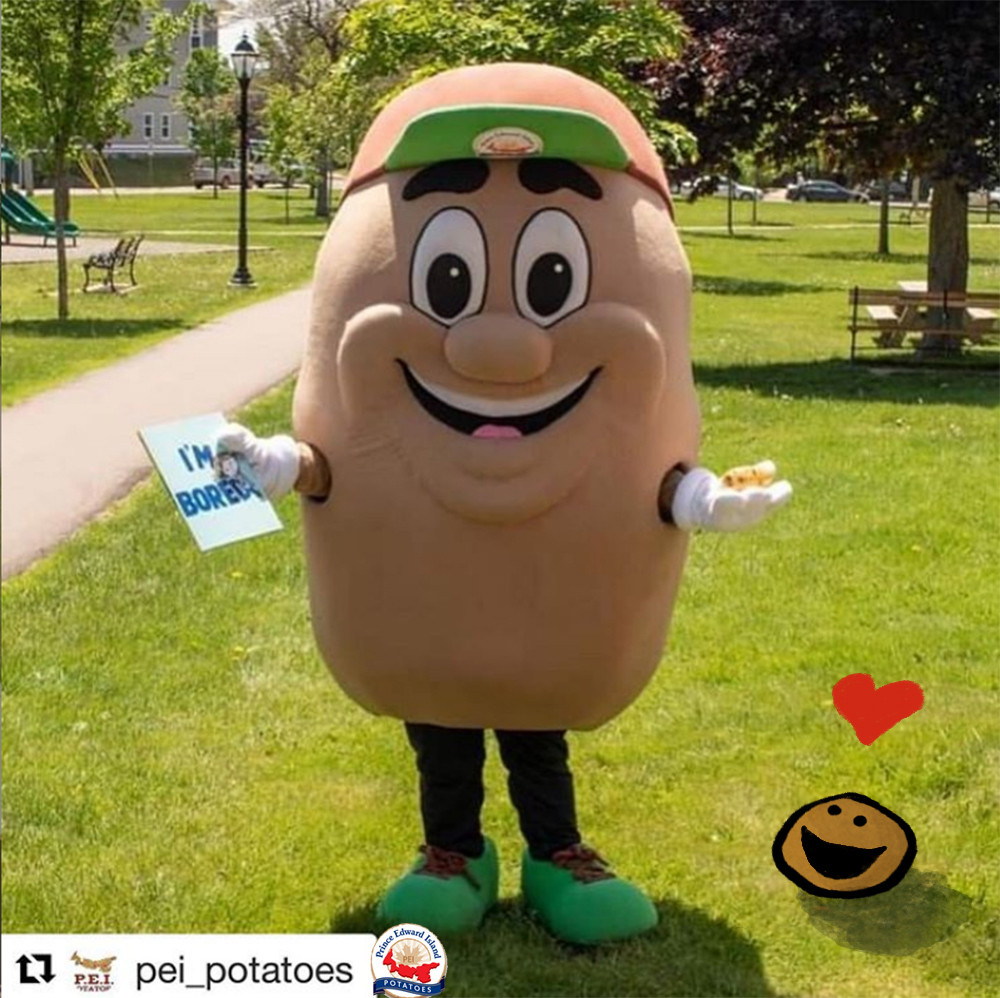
[[377, 838, 499, 936], [522, 844, 658, 945]]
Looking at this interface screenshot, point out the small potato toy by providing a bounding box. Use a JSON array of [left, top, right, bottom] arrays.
[[721, 460, 776, 491]]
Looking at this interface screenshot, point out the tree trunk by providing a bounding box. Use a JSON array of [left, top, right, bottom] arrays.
[[751, 165, 760, 226], [877, 176, 890, 256], [920, 176, 968, 356], [315, 147, 330, 218], [53, 156, 71, 320], [726, 173, 734, 236]]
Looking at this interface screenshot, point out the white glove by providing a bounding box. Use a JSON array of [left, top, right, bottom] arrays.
[[215, 423, 300, 500], [672, 461, 792, 532]]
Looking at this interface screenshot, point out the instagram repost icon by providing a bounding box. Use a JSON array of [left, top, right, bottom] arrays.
[[372, 923, 447, 997]]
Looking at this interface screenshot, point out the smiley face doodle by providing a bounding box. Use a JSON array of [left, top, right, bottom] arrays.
[[772, 793, 917, 898]]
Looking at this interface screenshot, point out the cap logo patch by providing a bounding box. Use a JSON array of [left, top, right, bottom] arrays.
[[473, 127, 543, 158]]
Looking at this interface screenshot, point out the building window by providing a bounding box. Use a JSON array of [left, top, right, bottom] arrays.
[[142, 112, 154, 140], [162, 68, 171, 87], [160, 114, 171, 140], [190, 16, 203, 49]]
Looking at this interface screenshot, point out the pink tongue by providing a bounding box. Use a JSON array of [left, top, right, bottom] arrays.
[[472, 424, 523, 440]]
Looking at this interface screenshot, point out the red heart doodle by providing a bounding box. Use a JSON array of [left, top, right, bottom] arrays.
[[832, 673, 924, 745]]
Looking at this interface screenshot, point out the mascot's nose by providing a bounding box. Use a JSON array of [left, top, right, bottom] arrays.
[[444, 313, 553, 384]]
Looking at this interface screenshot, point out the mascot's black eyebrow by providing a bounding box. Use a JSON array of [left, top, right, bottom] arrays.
[[402, 160, 490, 200], [518, 159, 603, 200]]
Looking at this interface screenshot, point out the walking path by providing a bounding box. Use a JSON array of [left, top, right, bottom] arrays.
[[1, 286, 311, 580], [1, 237, 266, 265]]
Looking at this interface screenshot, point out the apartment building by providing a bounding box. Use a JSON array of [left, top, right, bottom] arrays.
[[104, 0, 219, 171]]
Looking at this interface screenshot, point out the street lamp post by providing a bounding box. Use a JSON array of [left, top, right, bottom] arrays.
[[229, 33, 258, 287]]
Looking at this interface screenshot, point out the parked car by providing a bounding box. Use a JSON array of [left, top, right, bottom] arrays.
[[861, 180, 910, 201], [192, 158, 240, 190], [679, 175, 763, 200], [991, 189, 1000, 209], [252, 160, 304, 188], [713, 179, 764, 201], [786, 180, 869, 203]]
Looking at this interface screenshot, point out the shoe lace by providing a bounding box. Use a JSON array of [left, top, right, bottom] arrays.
[[550, 844, 616, 883], [417, 844, 480, 889]]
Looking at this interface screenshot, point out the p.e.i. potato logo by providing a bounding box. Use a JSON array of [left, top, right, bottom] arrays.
[[71, 951, 116, 993], [472, 127, 543, 158], [372, 923, 447, 997]]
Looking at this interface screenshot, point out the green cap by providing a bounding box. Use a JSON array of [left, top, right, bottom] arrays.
[[384, 105, 630, 173]]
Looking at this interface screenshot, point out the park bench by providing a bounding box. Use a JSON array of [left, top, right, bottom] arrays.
[[82, 233, 144, 293], [848, 285, 1000, 360]]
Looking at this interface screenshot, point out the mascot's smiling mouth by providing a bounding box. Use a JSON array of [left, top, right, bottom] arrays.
[[801, 826, 887, 880], [398, 360, 601, 439]]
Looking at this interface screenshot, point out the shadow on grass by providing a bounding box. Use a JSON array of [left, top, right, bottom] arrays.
[[798, 869, 972, 956], [695, 357, 999, 407], [331, 896, 775, 997], [682, 230, 783, 242], [2, 317, 186, 339], [254, 227, 327, 238], [799, 250, 997, 268], [695, 275, 828, 297]]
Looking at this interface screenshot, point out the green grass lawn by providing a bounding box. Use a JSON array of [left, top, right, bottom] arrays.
[[1, 189, 331, 406], [2, 206, 999, 997]]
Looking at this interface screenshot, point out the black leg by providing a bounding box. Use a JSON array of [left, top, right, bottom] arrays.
[[495, 730, 580, 860], [405, 723, 486, 858]]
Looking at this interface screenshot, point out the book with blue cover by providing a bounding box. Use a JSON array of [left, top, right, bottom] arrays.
[[138, 413, 283, 551]]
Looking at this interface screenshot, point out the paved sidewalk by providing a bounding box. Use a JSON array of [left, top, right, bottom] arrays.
[[1, 286, 311, 580], [1, 237, 265, 265]]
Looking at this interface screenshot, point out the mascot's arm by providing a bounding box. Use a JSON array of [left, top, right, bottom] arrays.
[[294, 442, 331, 499], [659, 461, 792, 533], [215, 423, 331, 500]]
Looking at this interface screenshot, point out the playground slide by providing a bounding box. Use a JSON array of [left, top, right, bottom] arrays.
[[1, 190, 80, 243], [1, 192, 48, 236], [7, 189, 80, 234]]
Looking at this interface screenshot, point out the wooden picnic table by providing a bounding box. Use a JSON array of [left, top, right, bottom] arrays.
[[893, 280, 999, 343], [848, 283, 1000, 359], [889, 280, 929, 340]]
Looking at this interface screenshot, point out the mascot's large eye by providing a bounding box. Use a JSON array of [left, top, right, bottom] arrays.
[[411, 208, 487, 325], [513, 209, 590, 327]]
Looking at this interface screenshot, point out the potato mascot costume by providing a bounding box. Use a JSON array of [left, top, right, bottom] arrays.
[[219, 63, 791, 945]]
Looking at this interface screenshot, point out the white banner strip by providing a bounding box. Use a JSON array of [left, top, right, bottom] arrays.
[[2, 934, 377, 998]]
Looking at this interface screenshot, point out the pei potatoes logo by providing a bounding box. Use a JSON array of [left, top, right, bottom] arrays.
[[472, 126, 543, 158], [70, 951, 116, 993], [372, 923, 446, 997]]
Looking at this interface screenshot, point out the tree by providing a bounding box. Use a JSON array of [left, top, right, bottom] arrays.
[[178, 48, 237, 199], [1, 0, 191, 318], [338, 0, 695, 165], [251, 0, 359, 216], [251, 0, 354, 83], [290, 51, 378, 169], [259, 83, 303, 221], [651, 0, 999, 349]]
